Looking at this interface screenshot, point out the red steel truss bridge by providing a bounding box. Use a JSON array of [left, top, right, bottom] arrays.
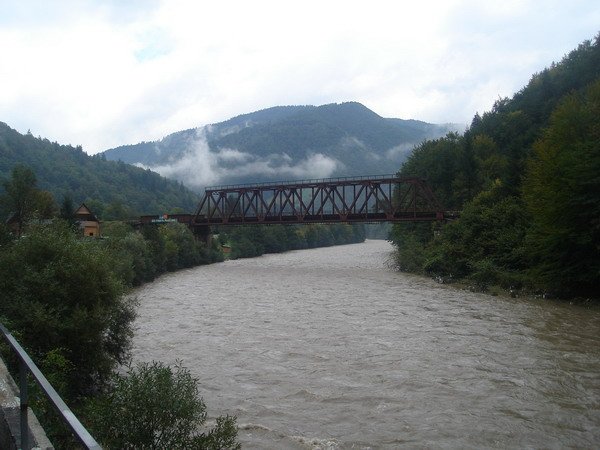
[[192, 175, 447, 227]]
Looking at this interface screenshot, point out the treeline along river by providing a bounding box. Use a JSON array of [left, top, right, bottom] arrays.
[[130, 240, 600, 449]]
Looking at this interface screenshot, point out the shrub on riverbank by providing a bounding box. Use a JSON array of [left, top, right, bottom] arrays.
[[102, 221, 224, 286], [85, 361, 240, 449], [0, 221, 239, 447]]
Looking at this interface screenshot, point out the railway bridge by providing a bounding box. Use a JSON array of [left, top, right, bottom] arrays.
[[140, 175, 451, 240], [191, 174, 449, 236]]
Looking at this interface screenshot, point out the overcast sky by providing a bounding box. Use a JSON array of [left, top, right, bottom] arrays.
[[1, 0, 598, 154]]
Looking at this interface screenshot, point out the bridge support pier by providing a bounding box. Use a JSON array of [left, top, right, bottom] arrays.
[[193, 225, 212, 247]]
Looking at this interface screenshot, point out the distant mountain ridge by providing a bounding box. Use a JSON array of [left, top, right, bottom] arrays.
[[102, 102, 459, 189]]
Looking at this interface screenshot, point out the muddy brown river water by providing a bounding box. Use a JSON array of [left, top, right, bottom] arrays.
[[131, 240, 600, 449]]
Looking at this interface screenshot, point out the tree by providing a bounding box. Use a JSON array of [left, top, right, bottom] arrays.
[[60, 195, 76, 225], [389, 222, 431, 273], [34, 190, 58, 219], [422, 182, 528, 287], [399, 133, 464, 208], [85, 361, 240, 449], [0, 221, 136, 397], [159, 222, 203, 270], [522, 80, 600, 296], [1, 164, 39, 235]]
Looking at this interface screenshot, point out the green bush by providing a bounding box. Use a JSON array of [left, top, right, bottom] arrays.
[[0, 221, 136, 397], [85, 361, 240, 449], [468, 258, 499, 291]]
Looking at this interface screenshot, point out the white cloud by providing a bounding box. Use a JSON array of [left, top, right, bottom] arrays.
[[139, 128, 339, 188], [141, 129, 220, 188], [0, 0, 598, 153], [386, 143, 418, 161], [216, 148, 253, 163]]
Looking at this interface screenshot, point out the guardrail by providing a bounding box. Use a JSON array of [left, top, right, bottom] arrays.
[[0, 323, 101, 450], [205, 173, 401, 191]]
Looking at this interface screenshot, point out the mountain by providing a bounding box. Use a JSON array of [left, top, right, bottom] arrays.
[[0, 123, 199, 220], [102, 102, 459, 189]]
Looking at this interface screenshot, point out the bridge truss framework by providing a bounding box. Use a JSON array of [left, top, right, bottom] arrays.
[[192, 175, 445, 227]]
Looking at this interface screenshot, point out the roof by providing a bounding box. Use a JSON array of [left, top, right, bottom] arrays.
[[74, 203, 99, 222]]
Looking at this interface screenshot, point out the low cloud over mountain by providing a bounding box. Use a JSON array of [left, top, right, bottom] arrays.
[[103, 102, 460, 190], [137, 127, 339, 189]]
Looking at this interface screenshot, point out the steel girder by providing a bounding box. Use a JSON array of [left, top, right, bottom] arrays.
[[193, 175, 445, 226]]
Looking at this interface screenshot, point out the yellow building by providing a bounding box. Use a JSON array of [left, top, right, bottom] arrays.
[[74, 203, 100, 237]]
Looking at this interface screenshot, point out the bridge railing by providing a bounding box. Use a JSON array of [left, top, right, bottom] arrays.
[[205, 173, 401, 191], [0, 323, 101, 450]]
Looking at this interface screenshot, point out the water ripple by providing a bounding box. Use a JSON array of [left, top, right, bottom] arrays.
[[131, 240, 600, 449]]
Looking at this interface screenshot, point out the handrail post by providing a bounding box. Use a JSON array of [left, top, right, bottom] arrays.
[[0, 323, 102, 449], [19, 360, 29, 450]]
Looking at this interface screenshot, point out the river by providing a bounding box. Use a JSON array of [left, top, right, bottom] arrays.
[[131, 240, 600, 449]]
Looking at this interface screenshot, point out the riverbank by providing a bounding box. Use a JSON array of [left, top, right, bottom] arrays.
[[439, 278, 600, 307], [100, 221, 366, 289], [422, 268, 600, 306], [392, 234, 600, 304], [215, 223, 366, 260]]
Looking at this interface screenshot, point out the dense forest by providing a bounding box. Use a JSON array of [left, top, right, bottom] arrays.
[[219, 222, 366, 259], [391, 34, 600, 299], [0, 122, 200, 220]]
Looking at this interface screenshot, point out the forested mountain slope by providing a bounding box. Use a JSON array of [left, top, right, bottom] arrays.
[[102, 102, 458, 188], [391, 34, 600, 298], [0, 123, 199, 220]]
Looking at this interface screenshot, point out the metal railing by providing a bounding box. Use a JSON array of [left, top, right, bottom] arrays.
[[205, 173, 401, 191], [0, 323, 101, 450]]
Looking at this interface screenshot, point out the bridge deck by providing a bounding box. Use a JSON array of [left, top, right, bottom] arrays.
[[205, 174, 406, 191]]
